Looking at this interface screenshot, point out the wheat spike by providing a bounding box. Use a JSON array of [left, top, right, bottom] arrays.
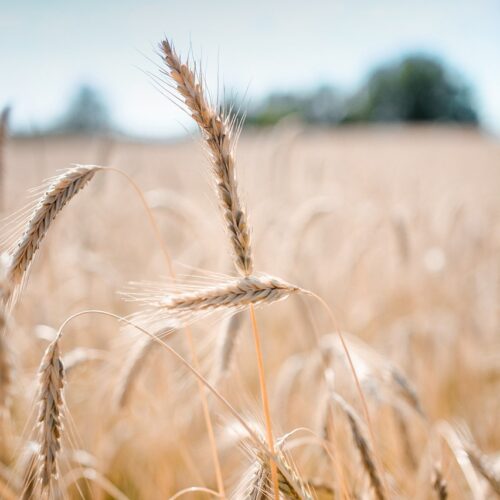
[[133, 275, 302, 326], [36, 339, 64, 492], [114, 336, 157, 409], [215, 311, 245, 382], [332, 394, 386, 500], [160, 39, 253, 276], [4, 165, 100, 296]]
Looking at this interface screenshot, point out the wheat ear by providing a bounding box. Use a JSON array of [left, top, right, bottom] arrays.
[[132, 274, 302, 324], [214, 311, 245, 382], [332, 394, 386, 500], [244, 449, 313, 500], [36, 339, 64, 492], [160, 39, 253, 277], [4, 165, 100, 296], [114, 336, 157, 409]]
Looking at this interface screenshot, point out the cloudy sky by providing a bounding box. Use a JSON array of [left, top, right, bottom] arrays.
[[1, 0, 499, 136]]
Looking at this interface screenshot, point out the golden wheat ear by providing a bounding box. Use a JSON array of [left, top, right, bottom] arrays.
[[0, 165, 101, 305], [124, 273, 304, 328], [160, 39, 253, 277], [36, 339, 64, 494]]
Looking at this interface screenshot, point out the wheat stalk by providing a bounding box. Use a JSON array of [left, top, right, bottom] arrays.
[[160, 39, 253, 277], [36, 339, 64, 493], [4, 165, 100, 297]]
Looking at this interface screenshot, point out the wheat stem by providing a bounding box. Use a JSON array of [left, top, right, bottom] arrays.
[[249, 305, 279, 500]]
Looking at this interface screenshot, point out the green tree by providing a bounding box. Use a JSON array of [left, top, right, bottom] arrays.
[[345, 55, 478, 124], [53, 85, 112, 134], [245, 85, 345, 127]]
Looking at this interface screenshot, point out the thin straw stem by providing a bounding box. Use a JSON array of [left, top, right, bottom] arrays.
[[103, 167, 174, 275], [106, 166, 225, 495], [249, 304, 279, 500]]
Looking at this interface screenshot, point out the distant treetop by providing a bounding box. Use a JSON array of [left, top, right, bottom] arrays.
[[242, 54, 478, 127], [51, 85, 112, 135], [345, 55, 478, 124]]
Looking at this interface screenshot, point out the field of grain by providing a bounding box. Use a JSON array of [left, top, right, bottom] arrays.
[[1, 111, 499, 500]]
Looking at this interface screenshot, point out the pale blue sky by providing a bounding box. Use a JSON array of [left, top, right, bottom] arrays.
[[1, 0, 499, 136]]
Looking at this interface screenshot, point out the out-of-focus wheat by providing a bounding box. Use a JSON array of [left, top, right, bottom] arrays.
[[36, 339, 64, 493], [0, 107, 10, 213]]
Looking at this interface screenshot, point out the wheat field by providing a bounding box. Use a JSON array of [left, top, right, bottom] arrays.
[[0, 45, 499, 500]]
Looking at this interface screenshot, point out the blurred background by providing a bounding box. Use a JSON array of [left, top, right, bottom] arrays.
[[0, 0, 499, 138], [0, 2, 499, 498]]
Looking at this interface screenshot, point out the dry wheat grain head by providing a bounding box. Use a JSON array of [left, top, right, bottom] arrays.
[[1, 165, 101, 303], [126, 274, 303, 328], [36, 339, 64, 493], [160, 39, 253, 277]]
